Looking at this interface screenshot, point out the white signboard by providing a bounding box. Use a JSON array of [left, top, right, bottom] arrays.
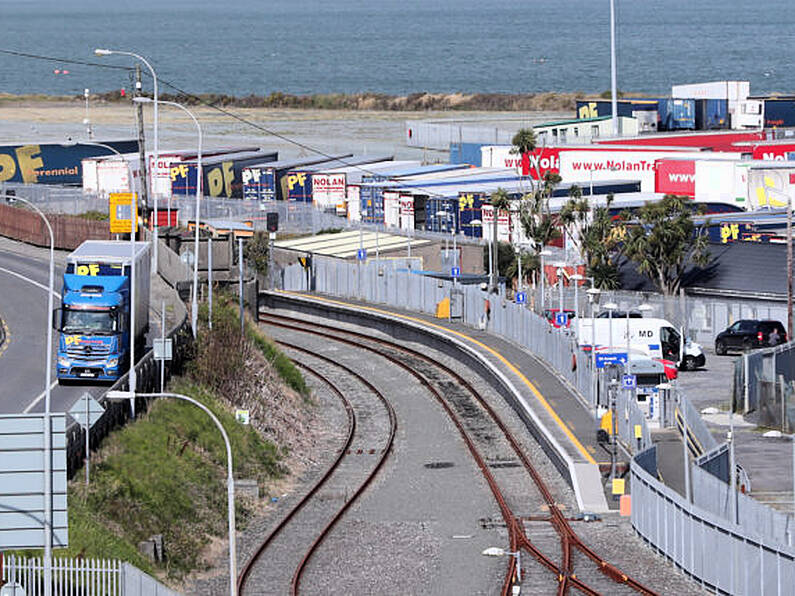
[[0, 414, 68, 549], [312, 173, 347, 207], [399, 194, 415, 230], [383, 190, 401, 228], [149, 153, 180, 198], [481, 205, 513, 243]]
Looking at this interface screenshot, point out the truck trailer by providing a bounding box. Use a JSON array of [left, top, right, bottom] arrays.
[[54, 240, 151, 382]]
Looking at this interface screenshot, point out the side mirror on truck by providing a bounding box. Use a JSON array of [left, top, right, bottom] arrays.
[[51, 308, 62, 331]]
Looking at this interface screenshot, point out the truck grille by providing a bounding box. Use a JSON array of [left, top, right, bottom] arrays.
[[66, 344, 112, 359]]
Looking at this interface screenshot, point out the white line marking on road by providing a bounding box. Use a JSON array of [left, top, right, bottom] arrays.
[[0, 265, 61, 298], [0, 265, 62, 411]]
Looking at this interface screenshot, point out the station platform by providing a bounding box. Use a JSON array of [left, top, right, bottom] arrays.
[[263, 290, 629, 514]]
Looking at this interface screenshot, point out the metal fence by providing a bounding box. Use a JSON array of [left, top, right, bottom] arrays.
[[289, 256, 597, 410], [532, 284, 790, 348], [1, 555, 180, 596], [632, 449, 795, 595], [734, 341, 795, 428]]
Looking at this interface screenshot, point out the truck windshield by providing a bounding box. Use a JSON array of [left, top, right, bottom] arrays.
[[62, 309, 117, 334]]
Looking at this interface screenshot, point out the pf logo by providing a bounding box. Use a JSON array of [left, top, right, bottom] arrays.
[[287, 172, 307, 191]]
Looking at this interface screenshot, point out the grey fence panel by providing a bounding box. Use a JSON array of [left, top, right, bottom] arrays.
[[122, 563, 181, 596], [682, 393, 718, 455]]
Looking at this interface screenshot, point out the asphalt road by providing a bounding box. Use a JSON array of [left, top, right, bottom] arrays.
[[0, 246, 106, 415]]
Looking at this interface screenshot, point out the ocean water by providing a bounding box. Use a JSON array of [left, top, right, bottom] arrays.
[[0, 0, 793, 98]]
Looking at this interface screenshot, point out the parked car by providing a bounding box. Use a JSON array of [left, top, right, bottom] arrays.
[[715, 320, 787, 355], [544, 308, 576, 328]]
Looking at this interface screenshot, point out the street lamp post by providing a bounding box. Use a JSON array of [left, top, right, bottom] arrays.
[[95, 49, 159, 275], [609, 0, 618, 136], [135, 97, 202, 337], [2, 194, 56, 596], [107, 391, 237, 595], [571, 273, 584, 324], [679, 388, 691, 502]]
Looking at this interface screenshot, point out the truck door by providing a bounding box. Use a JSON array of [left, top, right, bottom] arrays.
[[660, 326, 682, 366]]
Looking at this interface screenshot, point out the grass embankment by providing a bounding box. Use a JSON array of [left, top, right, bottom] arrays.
[[57, 295, 310, 580]]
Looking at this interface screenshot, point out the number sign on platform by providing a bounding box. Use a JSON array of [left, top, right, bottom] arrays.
[[622, 374, 637, 390], [515, 291, 526, 304], [357, 248, 367, 261], [554, 311, 569, 327], [451, 267, 460, 278]]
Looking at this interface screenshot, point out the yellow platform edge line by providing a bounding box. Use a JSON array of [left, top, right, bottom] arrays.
[[275, 290, 598, 465]]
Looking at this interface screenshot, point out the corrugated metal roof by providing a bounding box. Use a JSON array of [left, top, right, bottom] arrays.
[[69, 240, 149, 261], [275, 231, 429, 259]]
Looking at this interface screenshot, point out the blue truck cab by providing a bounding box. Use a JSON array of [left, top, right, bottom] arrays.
[[54, 241, 150, 383]]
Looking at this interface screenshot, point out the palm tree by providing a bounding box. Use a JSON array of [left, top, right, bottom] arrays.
[[510, 127, 537, 156], [489, 188, 512, 291]]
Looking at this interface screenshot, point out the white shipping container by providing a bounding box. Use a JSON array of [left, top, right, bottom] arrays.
[[312, 172, 347, 208], [347, 185, 361, 221], [399, 194, 415, 231], [81, 158, 99, 194], [671, 81, 750, 101], [149, 153, 182, 198], [694, 160, 748, 209], [383, 190, 401, 228], [559, 150, 693, 192], [82, 156, 141, 198], [480, 146, 523, 173], [746, 163, 795, 210], [481, 204, 512, 243]]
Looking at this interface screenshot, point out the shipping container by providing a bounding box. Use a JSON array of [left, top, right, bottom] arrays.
[[449, 142, 487, 166], [576, 99, 658, 120], [672, 81, 750, 101], [695, 99, 729, 130], [0, 140, 138, 186], [749, 143, 795, 161], [81, 154, 142, 197], [657, 99, 696, 131], [170, 150, 278, 198], [313, 160, 417, 210], [595, 130, 765, 151], [285, 155, 394, 203], [151, 146, 258, 198], [359, 169, 522, 224], [534, 116, 639, 144], [241, 154, 351, 201], [559, 149, 702, 191], [763, 99, 795, 128]]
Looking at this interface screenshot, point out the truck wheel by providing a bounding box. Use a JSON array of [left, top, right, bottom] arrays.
[[715, 340, 726, 356], [683, 355, 698, 371]]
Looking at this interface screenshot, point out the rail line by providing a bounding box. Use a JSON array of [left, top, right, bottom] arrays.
[[258, 311, 660, 595], [236, 344, 397, 595]]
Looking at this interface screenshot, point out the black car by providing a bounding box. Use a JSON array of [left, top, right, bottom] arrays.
[[715, 320, 787, 355]]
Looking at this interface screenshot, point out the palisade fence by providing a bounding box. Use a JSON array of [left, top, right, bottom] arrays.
[[284, 255, 795, 594], [286, 255, 597, 409], [1, 555, 180, 596], [734, 341, 795, 429], [532, 284, 789, 348]]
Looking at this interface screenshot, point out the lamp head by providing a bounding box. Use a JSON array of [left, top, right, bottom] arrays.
[[94, 48, 112, 56]]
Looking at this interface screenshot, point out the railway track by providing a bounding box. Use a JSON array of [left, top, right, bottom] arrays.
[[237, 341, 397, 595], [247, 310, 660, 595]]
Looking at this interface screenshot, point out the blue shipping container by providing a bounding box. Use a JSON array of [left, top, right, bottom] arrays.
[[657, 99, 696, 131], [0, 140, 138, 185], [695, 99, 729, 130], [764, 100, 795, 127], [576, 99, 658, 120], [171, 150, 278, 198], [449, 143, 484, 166]]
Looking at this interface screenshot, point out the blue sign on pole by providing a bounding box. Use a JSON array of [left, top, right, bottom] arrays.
[[451, 266, 461, 278], [595, 352, 628, 369], [515, 291, 526, 304], [622, 374, 637, 390], [554, 311, 569, 327], [357, 248, 367, 261]]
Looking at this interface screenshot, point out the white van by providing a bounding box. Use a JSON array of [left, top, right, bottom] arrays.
[[578, 317, 705, 371]]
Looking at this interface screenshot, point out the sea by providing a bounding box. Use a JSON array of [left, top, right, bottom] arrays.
[[0, 0, 793, 98]]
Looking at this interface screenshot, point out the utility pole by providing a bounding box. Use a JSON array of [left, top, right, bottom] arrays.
[[134, 65, 149, 220], [610, 0, 619, 136]]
